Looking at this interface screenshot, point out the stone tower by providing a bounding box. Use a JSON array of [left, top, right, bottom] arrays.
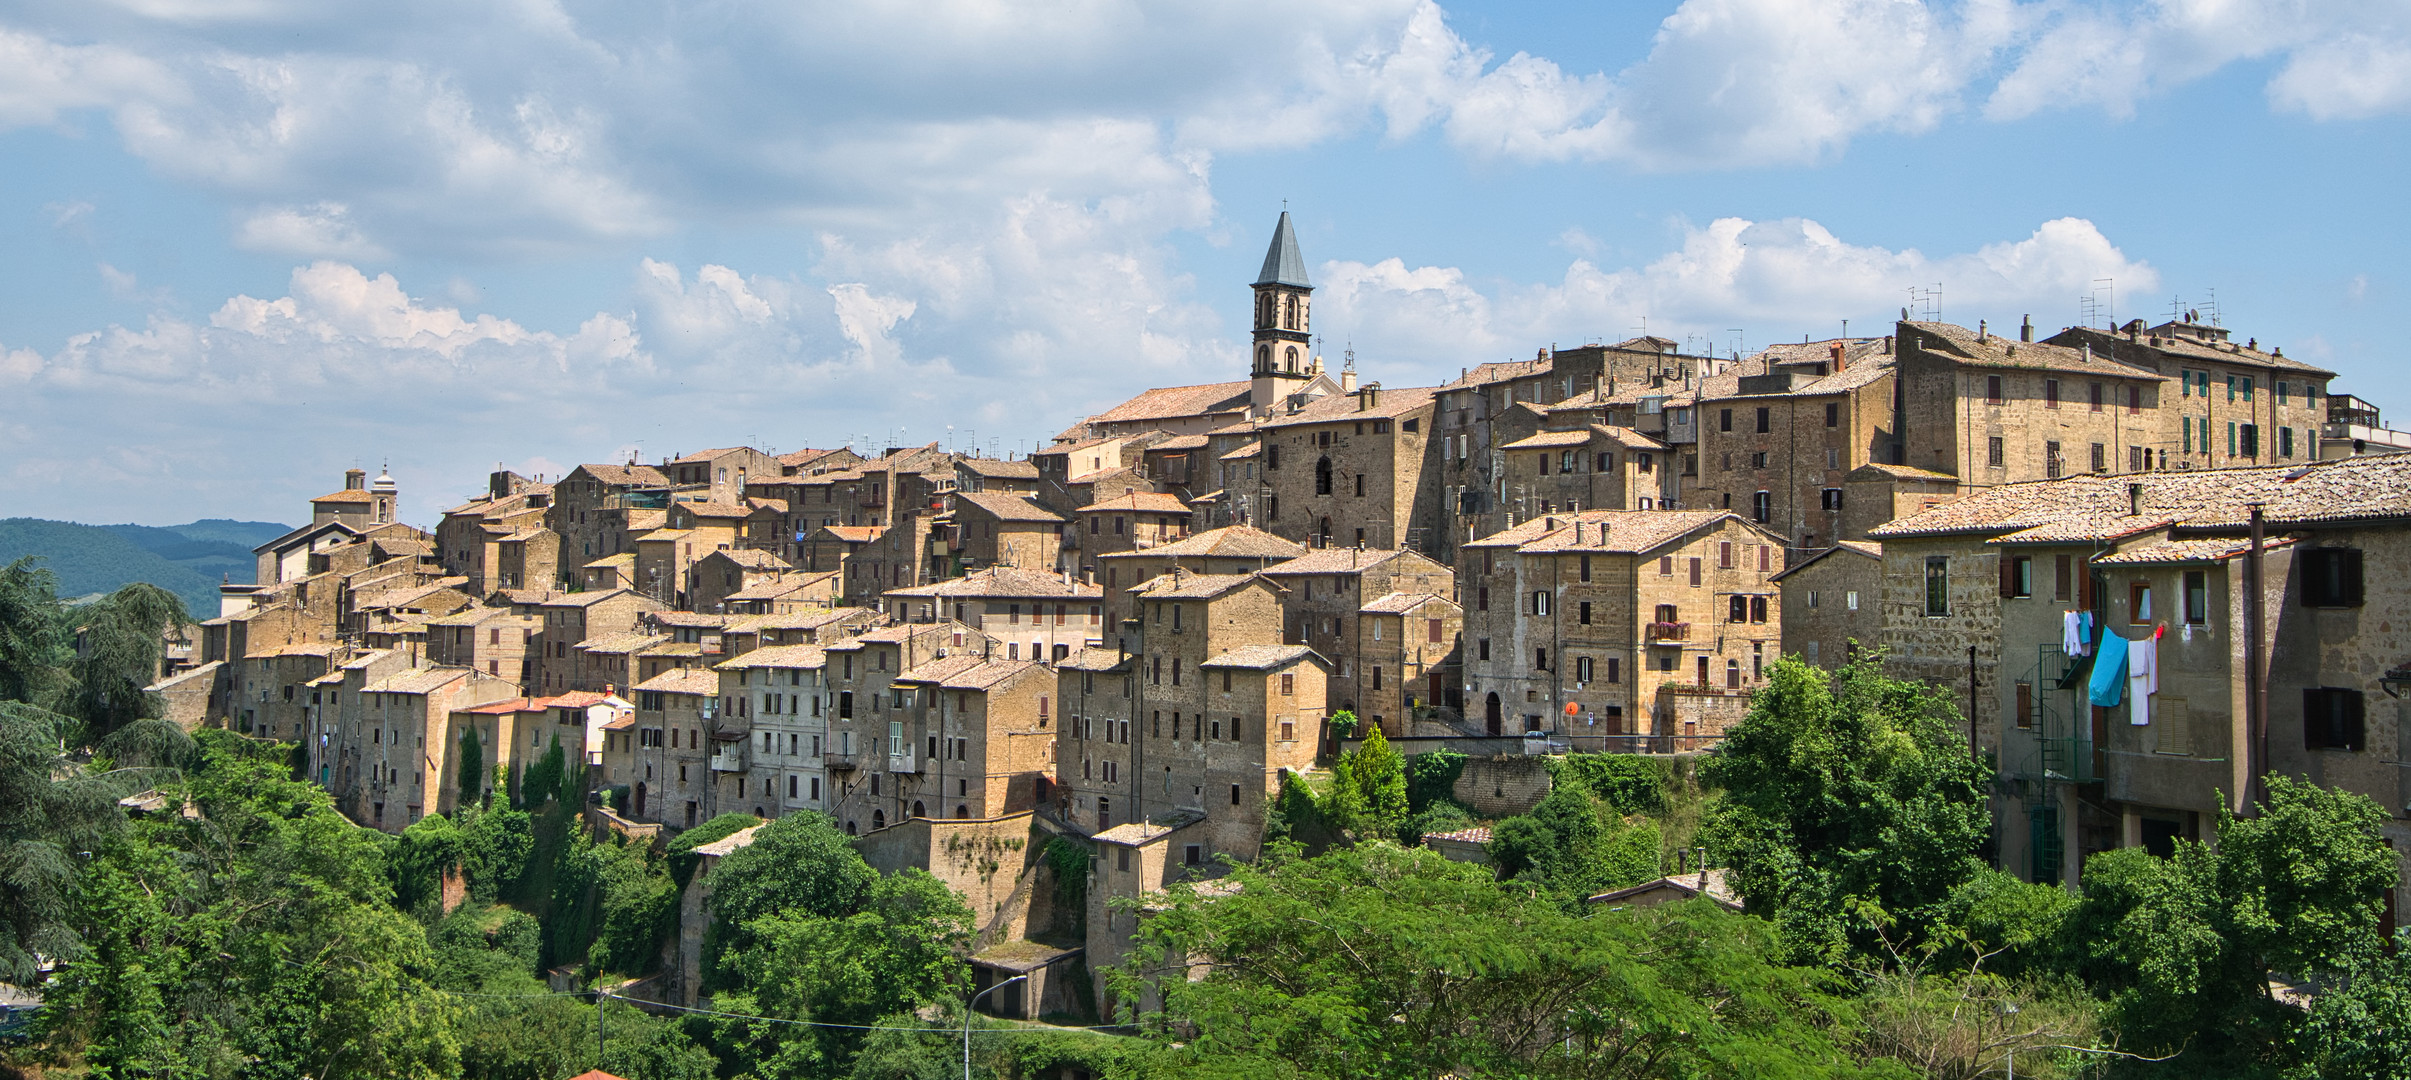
[[1250, 211, 1317, 412]]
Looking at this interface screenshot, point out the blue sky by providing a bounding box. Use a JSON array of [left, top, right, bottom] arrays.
[[2, 0, 2405, 526]]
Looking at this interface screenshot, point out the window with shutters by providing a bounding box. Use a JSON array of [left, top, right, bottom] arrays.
[[2014, 682, 2032, 729], [1925, 557, 1950, 616], [2184, 571, 2208, 624], [2001, 555, 2032, 598], [2301, 548, 2364, 607], [2154, 698, 2191, 755], [1729, 595, 1748, 622], [1719, 542, 1734, 568], [1986, 375, 2003, 404], [1988, 437, 2005, 468], [2304, 688, 2366, 752]]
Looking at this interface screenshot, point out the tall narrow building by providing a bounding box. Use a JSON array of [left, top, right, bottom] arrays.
[[1249, 211, 1318, 412]]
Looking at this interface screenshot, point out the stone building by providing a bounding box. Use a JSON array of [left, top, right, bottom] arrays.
[[713, 644, 833, 819], [1093, 525, 1306, 625], [1769, 540, 1883, 668], [824, 621, 989, 835], [1494, 424, 1675, 516], [533, 589, 667, 694], [1869, 454, 2411, 901], [688, 548, 798, 616], [435, 472, 553, 597], [424, 606, 543, 689], [328, 660, 518, 831], [1254, 383, 1444, 553], [1688, 338, 1898, 548], [664, 447, 780, 499], [881, 655, 1057, 823], [1351, 591, 1464, 735], [955, 456, 1040, 495], [1258, 547, 1456, 723], [1460, 510, 1785, 748], [2048, 316, 2335, 469], [1895, 320, 2168, 490], [882, 566, 1104, 662], [549, 463, 673, 569], [619, 667, 723, 828], [947, 492, 1068, 575], [1070, 492, 1193, 560]]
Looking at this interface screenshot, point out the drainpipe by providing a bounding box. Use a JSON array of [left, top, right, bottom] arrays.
[[2246, 503, 2268, 814]]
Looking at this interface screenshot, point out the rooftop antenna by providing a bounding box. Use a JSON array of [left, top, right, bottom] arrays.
[[1841, 319, 1849, 339], [1727, 329, 1745, 359], [1908, 283, 1942, 323], [2203, 288, 2222, 327], [2091, 278, 2113, 329]]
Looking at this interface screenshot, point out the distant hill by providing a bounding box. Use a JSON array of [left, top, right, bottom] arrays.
[[0, 518, 293, 617]]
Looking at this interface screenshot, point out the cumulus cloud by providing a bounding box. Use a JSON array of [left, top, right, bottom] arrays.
[[1987, 0, 2411, 121], [1317, 215, 2158, 379]]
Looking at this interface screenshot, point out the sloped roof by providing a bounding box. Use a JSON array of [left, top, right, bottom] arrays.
[[1466, 510, 1744, 555], [669, 447, 759, 464], [1127, 572, 1263, 600], [1870, 454, 2411, 539], [1088, 381, 1253, 425], [1077, 492, 1191, 515], [958, 457, 1040, 479], [1200, 644, 1322, 670], [541, 588, 644, 609], [1098, 525, 1304, 562], [896, 654, 1040, 691], [1259, 546, 1436, 576], [1359, 591, 1454, 615], [814, 525, 883, 543], [1258, 385, 1438, 428], [1769, 540, 1885, 583], [954, 492, 1066, 523], [697, 548, 792, 571], [362, 667, 474, 696], [633, 668, 721, 696], [572, 463, 671, 486], [1054, 647, 1131, 672], [312, 489, 377, 504], [1255, 210, 1311, 288], [716, 644, 828, 670], [2092, 536, 2302, 564], [1900, 321, 2159, 379], [886, 566, 1101, 600]]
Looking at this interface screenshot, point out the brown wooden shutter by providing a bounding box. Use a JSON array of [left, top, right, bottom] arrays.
[[2000, 555, 2016, 597]]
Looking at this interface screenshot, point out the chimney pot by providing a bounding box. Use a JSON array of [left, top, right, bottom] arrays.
[[2020, 315, 2033, 343]]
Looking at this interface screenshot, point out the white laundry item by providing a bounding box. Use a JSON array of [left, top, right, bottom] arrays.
[[2128, 636, 2157, 725], [2063, 611, 2084, 656]]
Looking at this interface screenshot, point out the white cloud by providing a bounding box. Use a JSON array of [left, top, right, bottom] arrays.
[[1318, 215, 2159, 379], [232, 202, 390, 260], [1986, 0, 2411, 121]]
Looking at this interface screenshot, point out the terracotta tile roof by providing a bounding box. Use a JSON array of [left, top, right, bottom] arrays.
[[1257, 385, 1438, 428], [896, 654, 1039, 690], [1987, 516, 2176, 545], [726, 607, 873, 632], [1089, 381, 1252, 425], [1127, 572, 1263, 599], [715, 644, 827, 670], [542, 690, 619, 708], [1259, 547, 1434, 576], [1092, 809, 1207, 846], [1499, 430, 1594, 450], [648, 611, 732, 628], [1901, 321, 2159, 379], [635, 528, 694, 543], [1054, 646, 1131, 672], [573, 463, 671, 486], [1424, 825, 1492, 845], [1200, 644, 1322, 670], [776, 448, 849, 468], [1219, 440, 1262, 461], [1076, 492, 1191, 515], [353, 582, 459, 610], [814, 525, 883, 543], [726, 573, 837, 601], [633, 668, 722, 696], [425, 606, 525, 627], [583, 553, 636, 569], [1067, 464, 1137, 486], [312, 489, 378, 504], [370, 538, 432, 557], [540, 588, 640, 609], [676, 500, 754, 519], [669, 447, 759, 464], [578, 632, 664, 654], [488, 588, 561, 605], [1869, 454, 2411, 538], [1097, 525, 1304, 562], [1838, 539, 1884, 558], [1846, 462, 1961, 482], [2092, 536, 2302, 565], [1151, 434, 1210, 451], [1442, 357, 1551, 391], [624, 509, 668, 531], [958, 457, 1040, 479], [885, 566, 1101, 600], [362, 667, 474, 696], [954, 491, 1067, 523], [1769, 540, 1885, 582], [1467, 509, 1742, 555], [1359, 591, 1453, 615], [2057, 324, 2336, 377], [698, 548, 792, 571], [243, 642, 338, 658], [458, 696, 541, 716]]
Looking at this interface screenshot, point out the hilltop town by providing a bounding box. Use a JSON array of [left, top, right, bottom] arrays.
[[147, 212, 2411, 1027]]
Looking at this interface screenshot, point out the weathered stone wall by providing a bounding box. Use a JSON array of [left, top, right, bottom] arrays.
[[1452, 755, 1553, 818]]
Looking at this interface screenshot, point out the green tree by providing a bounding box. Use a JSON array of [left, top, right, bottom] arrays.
[[41, 729, 462, 1078], [0, 557, 70, 708], [1703, 655, 1990, 962], [706, 810, 878, 956], [2061, 776, 2399, 1067], [2294, 930, 2411, 1080], [1121, 842, 1866, 1079], [67, 582, 189, 739], [457, 726, 485, 808], [711, 870, 974, 1077], [0, 700, 150, 985], [1488, 784, 1658, 899], [1324, 727, 1408, 842]]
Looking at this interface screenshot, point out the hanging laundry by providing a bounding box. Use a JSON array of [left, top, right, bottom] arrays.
[[2077, 611, 2095, 657], [2089, 630, 2130, 708], [2063, 610, 2085, 656], [2128, 635, 2157, 725]]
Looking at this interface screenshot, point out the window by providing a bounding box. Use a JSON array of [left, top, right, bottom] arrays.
[[1725, 659, 1741, 689], [1315, 457, 1332, 495], [2279, 426, 2294, 458], [1755, 407, 1770, 433], [1729, 595, 1748, 623], [2090, 443, 2106, 473], [1534, 648, 1549, 671], [1279, 673, 1294, 696], [2127, 385, 2142, 414], [2001, 555, 2033, 598], [1718, 542, 1734, 568], [2184, 570, 2208, 624], [1821, 488, 1844, 512], [2044, 379, 2059, 408], [1750, 596, 1768, 623], [1924, 556, 1950, 616], [1689, 558, 1702, 586], [2054, 555, 2073, 601], [1719, 408, 1733, 432], [2304, 688, 2366, 752], [1578, 601, 1592, 625], [1579, 554, 1591, 582], [2240, 424, 2259, 457], [1825, 402, 1840, 427], [1846, 590, 1859, 611], [1607, 657, 1621, 683], [2301, 548, 2365, 607], [2130, 582, 2153, 623], [1532, 591, 1550, 616], [2045, 441, 2062, 479], [1751, 491, 1770, 524], [1576, 656, 1593, 682], [2089, 382, 2103, 411], [1660, 556, 1673, 576], [1985, 375, 2003, 404], [1987, 436, 2004, 467]]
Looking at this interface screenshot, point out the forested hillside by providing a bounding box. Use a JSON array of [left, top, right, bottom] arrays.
[[0, 518, 289, 614]]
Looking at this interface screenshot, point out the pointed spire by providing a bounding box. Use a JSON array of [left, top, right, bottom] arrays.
[[1255, 211, 1311, 289]]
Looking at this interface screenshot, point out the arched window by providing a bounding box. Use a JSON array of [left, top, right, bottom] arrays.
[[873, 809, 886, 830], [1315, 457, 1333, 495], [911, 800, 925, 818], [957, 804, 970, 819], [1284, 345, 1299, 372], [1318, 517, 1332, 547], [1284, 294, 1298, 329], [1484, 692, 1502, 736], [1256, 344, 1270, 372]]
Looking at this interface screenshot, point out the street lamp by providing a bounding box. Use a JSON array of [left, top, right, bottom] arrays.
[[964, 973, 1028, 1080]]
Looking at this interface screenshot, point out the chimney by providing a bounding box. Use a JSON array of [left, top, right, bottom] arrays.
[[345, 468, 367, 491], [1341, 367, 1357, 393], [2020, 315, 2033, 343], [1978, 319, 1987, 341], [2127, 483, 2144, 516]]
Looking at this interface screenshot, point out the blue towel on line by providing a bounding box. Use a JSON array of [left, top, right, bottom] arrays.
[[2088, 629, 2129, 707]]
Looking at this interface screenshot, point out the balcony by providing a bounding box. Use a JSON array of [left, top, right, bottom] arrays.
[[709, 747, 746, 773], [824, 751, 862, 771], [888, 751, 920, 774], [1645, 621, 1690, 642]]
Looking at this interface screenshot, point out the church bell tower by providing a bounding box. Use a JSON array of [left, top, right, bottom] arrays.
[[1250, 211, 1316, 412]]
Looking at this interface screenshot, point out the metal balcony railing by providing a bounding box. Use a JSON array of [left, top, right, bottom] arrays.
[[1645, 621, 1690, 642]]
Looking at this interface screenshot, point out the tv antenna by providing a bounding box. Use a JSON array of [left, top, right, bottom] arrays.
[[1908, 283, 1942, 323]]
